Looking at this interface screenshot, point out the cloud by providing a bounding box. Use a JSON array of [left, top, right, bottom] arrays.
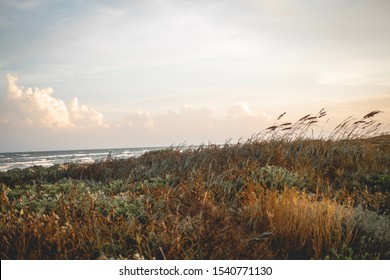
[[114, 104, 271, 145], [114, 106, 218, 144], [3, 74, 108, 128], [119, 111, 155, 130], [228, 103, 257, 118], [69, 97, 108, 128], [6, 74, 72, 128], [1, 75, 272, 142]]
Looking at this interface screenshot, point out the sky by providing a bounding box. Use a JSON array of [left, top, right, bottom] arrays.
[[0, 0, 389, 152]]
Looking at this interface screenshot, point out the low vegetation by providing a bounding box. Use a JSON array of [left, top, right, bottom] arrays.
[[0, 110, 389, 259]]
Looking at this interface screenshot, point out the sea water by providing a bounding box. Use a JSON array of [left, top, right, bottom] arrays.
[[0, 147, 165, 171]]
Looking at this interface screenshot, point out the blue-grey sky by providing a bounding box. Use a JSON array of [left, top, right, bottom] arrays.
[[0, 0, 389, 152]]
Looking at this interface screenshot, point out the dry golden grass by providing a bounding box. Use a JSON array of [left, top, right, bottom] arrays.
[[241, 186, 354, 259], [0, 179, 357, 259]]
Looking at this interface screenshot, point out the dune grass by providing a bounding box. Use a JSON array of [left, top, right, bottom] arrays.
[[0, 110, 389, 259]]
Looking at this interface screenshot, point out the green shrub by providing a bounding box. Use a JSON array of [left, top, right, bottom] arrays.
[[352, 205, 390, 259], [251, 165, 306, 190], [363, 173, 390, 192]]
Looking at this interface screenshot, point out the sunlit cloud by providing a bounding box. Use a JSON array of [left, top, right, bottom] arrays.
[[115, 104, 272, 145], [69, 97, 108, 128], [0, 75, 275, 151], [6, 74, 72, 128], [119, 111, 155, 130], [3, 74, 108, 129], [228, 103, 258, 118]]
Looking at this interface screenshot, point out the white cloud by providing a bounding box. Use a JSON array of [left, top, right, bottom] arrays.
[[6, 74, 72, 128], [228, 103, 258, 118], [3, 74, 108, 129], [69, 97, 108, 128]]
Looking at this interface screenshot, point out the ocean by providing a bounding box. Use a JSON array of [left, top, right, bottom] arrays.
[[0, 147, 165, 172]]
